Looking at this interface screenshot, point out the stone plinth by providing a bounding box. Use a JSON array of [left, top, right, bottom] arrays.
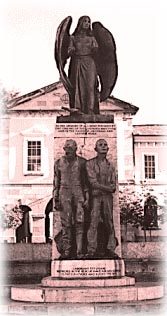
[[41, 275, 135, 287], [57, 113, 114, 123], [51, 259, 125, 278], [11, 282, 164, 303]]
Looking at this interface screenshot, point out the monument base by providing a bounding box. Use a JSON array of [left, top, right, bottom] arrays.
[[41, 275, 135, 287], [11, 282, 163, 303], [51, 259, 125, 278], [11, 259, 164, 303]]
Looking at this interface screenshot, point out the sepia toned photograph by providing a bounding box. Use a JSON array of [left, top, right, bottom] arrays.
[[0, 0, 167, 315]]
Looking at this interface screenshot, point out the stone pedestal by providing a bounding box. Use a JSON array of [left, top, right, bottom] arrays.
[[57, 113, 114, 123], [51, 259, 125, 278], [41, 275, 135, 287], [11, 280, 164, 303], [10, 256, 164, 303]]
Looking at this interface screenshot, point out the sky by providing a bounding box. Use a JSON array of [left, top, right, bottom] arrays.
[[0, 0, 167, 124]]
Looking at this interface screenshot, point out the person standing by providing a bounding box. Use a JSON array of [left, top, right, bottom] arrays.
[[53, 139, 89, 259], [16, 199, 32, 243], [86, 139, 118, 258]]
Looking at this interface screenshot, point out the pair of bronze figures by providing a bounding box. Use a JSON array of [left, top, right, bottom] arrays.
[[53, 139, 118, 260]]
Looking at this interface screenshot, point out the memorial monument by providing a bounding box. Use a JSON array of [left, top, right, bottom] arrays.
[[52, 15, 121, 262], [11, 15, 164, 304]]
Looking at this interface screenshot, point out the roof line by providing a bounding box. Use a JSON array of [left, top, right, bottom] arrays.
[[133, 124, 167, 127], [7, 81, 139, 114], [7, 81, 62, 108], [133, 134, 167, 137], [108, 95, 139, 113]]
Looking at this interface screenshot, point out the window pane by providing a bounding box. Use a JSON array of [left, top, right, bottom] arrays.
[[27, 141, 41, 172], [144, 155, 155, 179], [37, 148, 41, 155]]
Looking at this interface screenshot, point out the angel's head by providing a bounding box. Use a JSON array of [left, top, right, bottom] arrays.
[[73, 16, 92, 36]]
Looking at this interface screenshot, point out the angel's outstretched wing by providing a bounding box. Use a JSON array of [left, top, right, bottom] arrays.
[[92, 22, 118, 102], [55, 16, 73, 95]]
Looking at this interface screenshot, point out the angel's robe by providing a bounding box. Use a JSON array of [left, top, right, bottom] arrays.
[[68, 34, 99, 114]]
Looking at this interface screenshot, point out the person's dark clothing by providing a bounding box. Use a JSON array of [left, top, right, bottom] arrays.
[[16, 205, 31, 243]]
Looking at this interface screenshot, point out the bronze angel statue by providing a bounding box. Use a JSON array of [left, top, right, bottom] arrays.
[[55, 16, 118, 115]]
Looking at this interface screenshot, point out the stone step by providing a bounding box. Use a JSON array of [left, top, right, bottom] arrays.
[[1, 296, 166, 316], [11, 282, 164, 303], [41, 276, 135, 287], [1, 297, 166, 315]]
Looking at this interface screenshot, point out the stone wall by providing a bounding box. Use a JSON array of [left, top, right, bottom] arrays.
[[2, 242, 166, 284], [2, 242, 165, 262]]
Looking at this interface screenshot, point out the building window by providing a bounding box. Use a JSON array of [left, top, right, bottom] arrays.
[[23, 137, 44, 175], [144, 155, 155, 179], [27, 141, 41, 172]]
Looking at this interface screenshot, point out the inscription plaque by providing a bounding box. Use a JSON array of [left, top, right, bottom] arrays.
[[51, 260, 125, 279]]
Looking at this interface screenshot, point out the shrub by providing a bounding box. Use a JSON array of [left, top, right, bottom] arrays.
[[119, 187, 145, 228], [0, 205, 23, 229]]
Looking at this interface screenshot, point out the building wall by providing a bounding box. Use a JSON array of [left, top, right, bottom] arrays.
[[1, 113, 56, 242], [8, 116, 55, 183], [134, 140, 167, 184], [133, 124, 167, 186]]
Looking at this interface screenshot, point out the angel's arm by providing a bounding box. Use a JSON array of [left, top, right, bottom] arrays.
[[92, 36, 98, 52], [68, 36, 75, 57]]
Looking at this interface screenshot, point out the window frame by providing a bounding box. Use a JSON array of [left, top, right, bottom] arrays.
[[23, 137, 44, 175], [142, 152, 158, 181]]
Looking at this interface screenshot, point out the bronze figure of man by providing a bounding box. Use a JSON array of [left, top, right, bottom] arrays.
[[53, 139, 89, 259], [86, 139, 118, 258]]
